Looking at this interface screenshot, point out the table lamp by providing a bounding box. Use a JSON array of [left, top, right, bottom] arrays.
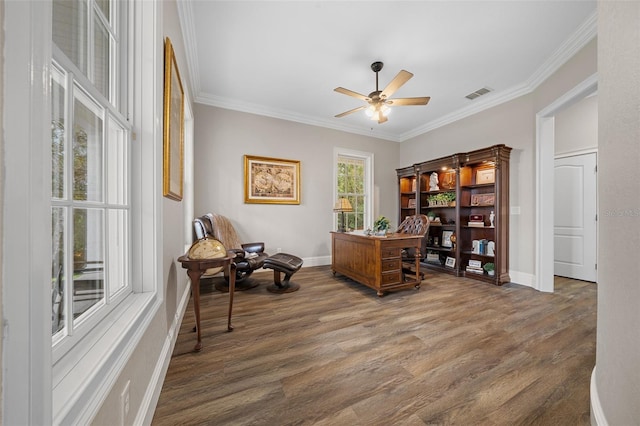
[[333, 198, 353, 232]]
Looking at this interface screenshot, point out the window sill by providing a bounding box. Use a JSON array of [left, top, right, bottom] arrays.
[[53, 292, 159, 425]]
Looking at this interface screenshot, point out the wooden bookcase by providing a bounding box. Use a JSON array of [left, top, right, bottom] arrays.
[[396, 144, 511, 285]]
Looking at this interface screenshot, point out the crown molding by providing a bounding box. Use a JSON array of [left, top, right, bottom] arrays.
[[176, 0, 200, 95], [195, 93, 402, 142]]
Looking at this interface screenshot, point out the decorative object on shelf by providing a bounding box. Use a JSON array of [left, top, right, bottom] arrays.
[[373, 216, 391, 236], [429, 172, 439, 191], [428, 192, 455, 206], [244, 155, 301, 204], [483, 262, 495, 276], [333, 198, 353, 232], [487, 241, 495, 256], [466, 259, 484, 274], [163, 37, 185, 201], [441, 170, 456, 189], [489, 211, 495, 227], [433, 236, 439, 246], [407, 198, 417, 209], [471, 193, 495, 206], [476, 168, 495, 184], [442, 230, 454, 248], [445, 256, 456, 268], [472, 239, 480, 254], [450, 233, 456, 249], [468, 214, 485, 227]]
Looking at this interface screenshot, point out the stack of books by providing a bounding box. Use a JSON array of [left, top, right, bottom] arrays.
[[466, 266, 484, 274], [466, 260, 484, 274]]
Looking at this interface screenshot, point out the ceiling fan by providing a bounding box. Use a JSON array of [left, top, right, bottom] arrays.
[[334, 61, 430, 124]]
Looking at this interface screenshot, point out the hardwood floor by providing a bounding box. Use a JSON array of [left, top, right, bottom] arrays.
[[152, 267, 596, 425]]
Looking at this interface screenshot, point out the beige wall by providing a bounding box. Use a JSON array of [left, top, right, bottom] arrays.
[[595, 1, 640, 423], [0, 0, 4, 418], [555, 94, 598, 156], [399, 39, 597, 282], [193, 105, 400, 261]]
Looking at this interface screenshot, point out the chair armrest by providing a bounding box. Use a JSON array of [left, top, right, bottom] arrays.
[[242, 242, 265, 253], [229, 248, 246, 259]]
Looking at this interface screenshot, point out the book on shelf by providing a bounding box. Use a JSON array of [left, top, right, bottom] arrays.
[[467, 221, 485, 227], [466, 266, 484, 274]]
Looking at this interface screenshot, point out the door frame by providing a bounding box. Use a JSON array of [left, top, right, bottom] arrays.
[[535, 73, 598, 292]]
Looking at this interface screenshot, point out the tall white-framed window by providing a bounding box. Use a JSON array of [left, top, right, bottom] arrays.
[[334, 148, 374, 231], [3, 0, 160, 423], [51, 0, 131, 358]]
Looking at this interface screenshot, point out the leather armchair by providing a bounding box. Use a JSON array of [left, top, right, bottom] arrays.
[[193, 213, 269, 286]]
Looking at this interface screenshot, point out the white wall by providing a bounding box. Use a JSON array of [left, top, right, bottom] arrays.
[[594, 1, 640, 424], [555, 94, 598, 155], [193, 105, 400, 265]]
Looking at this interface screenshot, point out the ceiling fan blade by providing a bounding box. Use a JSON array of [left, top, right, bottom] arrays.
[[380, 70, 413, 99], [335, 105, 367, 118], [334, 87, 370, 101], [387, 97, 431, 106]]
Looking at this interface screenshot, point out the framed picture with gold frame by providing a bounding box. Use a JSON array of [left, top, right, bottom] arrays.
[[163, 37, 184, 201], [244, 155, 300, 204]]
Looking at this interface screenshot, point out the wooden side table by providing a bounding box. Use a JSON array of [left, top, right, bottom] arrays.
[[177, 252, 236, 352]]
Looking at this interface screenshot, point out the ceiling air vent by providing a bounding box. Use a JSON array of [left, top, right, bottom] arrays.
[[465, 87, 492, 100]]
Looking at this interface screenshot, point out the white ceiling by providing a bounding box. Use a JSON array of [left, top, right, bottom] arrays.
[[177, 1, 596, 142]]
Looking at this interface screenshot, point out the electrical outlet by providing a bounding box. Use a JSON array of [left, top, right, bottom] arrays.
[[120, 380, 130, 425], [277, 247, 282, 253]]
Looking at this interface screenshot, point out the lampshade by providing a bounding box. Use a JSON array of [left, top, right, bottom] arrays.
[[333, 198, 353, 212]]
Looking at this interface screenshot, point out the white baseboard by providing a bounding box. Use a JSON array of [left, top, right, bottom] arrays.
[[508, 270, 536, 289], [300, 255, 331, 267], [137, 283, 191, 425], [590, 366, 608, 426]]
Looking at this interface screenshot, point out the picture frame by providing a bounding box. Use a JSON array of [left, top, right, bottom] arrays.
[[470, 193, 495, 206], [469, 259, 482, 269], [163, 37, 184, 201], [244, 155, 301, 204], [476, 168, 495, 185], [445, 256, 456, 268], [441, 230, 453, 248], [407, 198, 417, 209]]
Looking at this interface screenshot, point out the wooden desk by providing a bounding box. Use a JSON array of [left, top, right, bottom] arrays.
[[331, 232, 424, 296], [177, 253, 236, 352]]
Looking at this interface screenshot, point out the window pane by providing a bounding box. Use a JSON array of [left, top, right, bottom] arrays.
[[53, 0, 87, 75], [106, 116, 127, 204], [107, 209, 127, 296], [73, 91, 103, 202], [94, 15, 110, 99], [52, 207, 67, 336], [73, 208, 104, 320], [51, 69, 66, 199]]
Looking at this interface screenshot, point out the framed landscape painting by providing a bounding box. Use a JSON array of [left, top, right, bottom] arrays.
[[163, 37, 184, 201], [244, 155, 300, 204]]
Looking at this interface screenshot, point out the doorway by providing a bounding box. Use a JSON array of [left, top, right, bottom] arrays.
[[535, 74, 598, 292]]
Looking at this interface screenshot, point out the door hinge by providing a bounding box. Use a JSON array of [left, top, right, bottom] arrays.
[[595, 214, 598, 221], [595, 165, 598, 173], [595, 263, 598, 270]]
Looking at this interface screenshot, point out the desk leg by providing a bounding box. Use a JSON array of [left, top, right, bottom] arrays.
[[227, 263, 236, 331], [186, 269, 204, 352]]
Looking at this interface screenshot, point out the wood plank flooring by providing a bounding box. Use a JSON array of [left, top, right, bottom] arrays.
[[152, 267, 596, 425]]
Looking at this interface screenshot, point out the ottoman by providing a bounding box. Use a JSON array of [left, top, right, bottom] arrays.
[[262, 253, 303, 293]]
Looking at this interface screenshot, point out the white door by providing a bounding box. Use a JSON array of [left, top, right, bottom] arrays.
[[554, 152, 597, 282]]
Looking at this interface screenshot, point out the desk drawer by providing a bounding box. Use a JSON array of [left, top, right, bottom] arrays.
[[381, 258, 401, 272], [381, 248, 400, 259], [381, 271, 401, 286]]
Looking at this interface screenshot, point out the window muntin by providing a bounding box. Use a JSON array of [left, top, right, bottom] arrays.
[[51, 0, 131, 353]]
